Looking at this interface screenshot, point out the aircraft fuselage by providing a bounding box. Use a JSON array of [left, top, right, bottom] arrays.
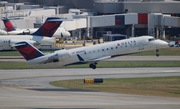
[[0, 35, 55, 50], [27, 36, 168, 69]]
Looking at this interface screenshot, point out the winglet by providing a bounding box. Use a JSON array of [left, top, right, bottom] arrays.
[[31, 17, 66, 37], [14, 41, 44, 61], [2, 18, 16, 32]]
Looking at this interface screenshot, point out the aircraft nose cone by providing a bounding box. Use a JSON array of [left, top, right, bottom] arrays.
[[62, 31, 71, 38], [160, 41, 169, 48], [66, 31, 71, 37]]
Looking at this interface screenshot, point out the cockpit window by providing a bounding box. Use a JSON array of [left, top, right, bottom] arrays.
[[148, 38, 157, 42]]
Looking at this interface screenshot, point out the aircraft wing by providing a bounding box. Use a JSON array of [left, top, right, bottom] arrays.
[[77, 54, 111, 63], [11, 39, 40, 48], [88, 56, 112, 62], [8, 30, 31, 35]]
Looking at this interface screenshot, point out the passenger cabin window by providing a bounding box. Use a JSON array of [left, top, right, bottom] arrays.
[[148, 38, 157, 42]]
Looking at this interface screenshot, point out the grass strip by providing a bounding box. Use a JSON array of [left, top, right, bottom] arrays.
[[50, 76, 180, 97], [0, 61, 180, 69]]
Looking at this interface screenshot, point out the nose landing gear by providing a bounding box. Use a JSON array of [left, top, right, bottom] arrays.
[[156, 49, 159, 57]]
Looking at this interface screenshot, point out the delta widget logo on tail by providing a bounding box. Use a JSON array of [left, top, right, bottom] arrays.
[[2, 18, 16, 32], [31, 17, 63, 37], [15, 42, 44, 60]]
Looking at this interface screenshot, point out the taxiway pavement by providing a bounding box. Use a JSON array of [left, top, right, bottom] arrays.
[[0, 68, 180, 109]]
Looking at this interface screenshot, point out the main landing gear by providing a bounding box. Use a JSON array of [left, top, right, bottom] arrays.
[[156, 49, 159, 57], [89, 62, 97, 69]]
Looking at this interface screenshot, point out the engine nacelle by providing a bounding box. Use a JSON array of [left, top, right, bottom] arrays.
[[27, 49, 71, 65], [22, 29, 30, 35], [55, 49, 71, 61], [42, 49, 71, 64], [47, 53, 59, 62]]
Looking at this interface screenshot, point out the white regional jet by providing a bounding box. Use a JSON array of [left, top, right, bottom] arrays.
[[14, 36, 169, 69], [0, 18, 71, 38], [0, 17, 65, 50]]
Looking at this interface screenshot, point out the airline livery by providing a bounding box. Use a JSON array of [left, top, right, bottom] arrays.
[[0, 17, 65, 50], [0, 18, 71, 38], [3, 18, 16, 32], [14, 36, 169, 69]]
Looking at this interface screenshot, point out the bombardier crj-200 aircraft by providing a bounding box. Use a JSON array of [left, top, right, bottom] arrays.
[[0, 17, 66, 50], [14, 36, 169, 69], [0, 18, 71, 38]]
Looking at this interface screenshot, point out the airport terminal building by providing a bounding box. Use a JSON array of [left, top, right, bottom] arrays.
[[4, 0, 180, 39]]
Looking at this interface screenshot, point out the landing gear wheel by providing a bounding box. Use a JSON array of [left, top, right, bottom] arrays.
[[92, 65, 96, 69], [156, 49, 159, 57], [89, 63, 97, 69]]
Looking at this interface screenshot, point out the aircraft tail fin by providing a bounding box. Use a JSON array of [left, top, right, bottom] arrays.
[[31, 17, 65, 37], [2, 18, 16, 32], [14, 41, 44, 61]]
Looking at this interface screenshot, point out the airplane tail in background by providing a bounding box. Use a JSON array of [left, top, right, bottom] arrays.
[[14, 41, 44, 61], [2, 18, 16, 32], [31, 17, 65, 37]]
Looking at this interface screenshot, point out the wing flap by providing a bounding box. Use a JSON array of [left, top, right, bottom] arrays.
[[88, 56, 112, 62], [77, 54, 111, 63]]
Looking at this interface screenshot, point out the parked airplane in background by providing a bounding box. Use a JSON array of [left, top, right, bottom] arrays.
[[0, 18, 71, 38], [0, 17, 65, 50], [14, 36, 169, 69]]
